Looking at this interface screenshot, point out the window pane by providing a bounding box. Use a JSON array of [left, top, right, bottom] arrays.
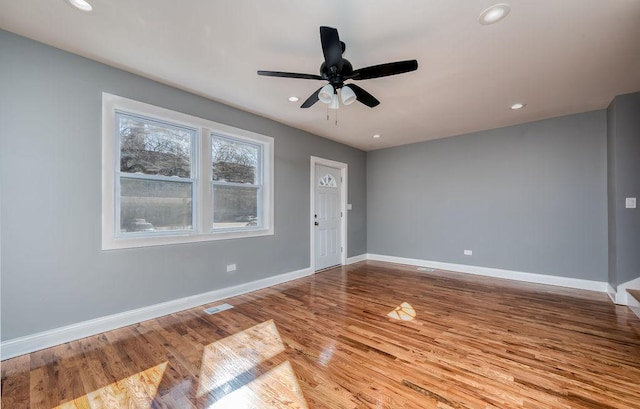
[[212, 136, 258, 184], [213, 185, 259, 229], [319, 173, 337, 188], [120, 178, 193, 232], [119, 114, 193, 178]]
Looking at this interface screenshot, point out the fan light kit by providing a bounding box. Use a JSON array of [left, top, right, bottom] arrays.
[[510, 103, 525, 110], [341, 86, 357, 106], [258, 26, 418, 111], [373, 134, 381, 139], [67, 0, 93, 11], [317, 84, 357, 109], [318, 84, 334, 104], [288, 96, 299, 102], [479, 3, 511, 25]]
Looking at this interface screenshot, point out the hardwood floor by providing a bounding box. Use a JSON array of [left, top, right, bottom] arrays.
[[2, 260, 640, 408], [628, 289, 640, 303]]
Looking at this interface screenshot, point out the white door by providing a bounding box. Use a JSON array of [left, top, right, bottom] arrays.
[[314, 164, 342, 270]]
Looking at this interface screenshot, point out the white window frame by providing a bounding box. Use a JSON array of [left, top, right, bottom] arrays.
[[102, 93, 274, 250], [115, 111, 198, 237], [211, 133, 264, 231]]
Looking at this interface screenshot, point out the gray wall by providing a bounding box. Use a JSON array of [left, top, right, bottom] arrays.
[[607, 100, 617, 288], [0, 31, 366, 341], [367, 111, 608, 281], [607, 92, 640, 286]]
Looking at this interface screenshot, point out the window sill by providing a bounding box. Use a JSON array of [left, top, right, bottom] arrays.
[[102, 228, 274, 250]]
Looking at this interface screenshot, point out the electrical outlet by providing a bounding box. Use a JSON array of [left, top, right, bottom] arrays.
[[226, 264, 237, 273], [464, 250, 473, 256]]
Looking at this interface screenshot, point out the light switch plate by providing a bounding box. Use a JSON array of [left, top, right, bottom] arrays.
[[347, 203, 353, 210], [626, 197, 637, 209]]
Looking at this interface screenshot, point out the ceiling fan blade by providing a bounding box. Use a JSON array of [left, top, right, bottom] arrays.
[[346, 84, 380, 108], [301, 87, 323, 108], [257, 70, 323, 80], [349, 60, 418, 80], [320, 26, 343, 71]]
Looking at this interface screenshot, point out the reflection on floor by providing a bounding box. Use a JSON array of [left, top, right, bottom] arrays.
[[50, 320, 305, 408], [387, 302, 416, 321], [209, 361, 307, 409], [2, 260, 640, 408], [54, 362, 167, 409], [197, 319, 285, 398]]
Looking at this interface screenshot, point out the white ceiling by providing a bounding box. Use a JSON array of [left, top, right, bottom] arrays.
[[2, 1, 640, 151]]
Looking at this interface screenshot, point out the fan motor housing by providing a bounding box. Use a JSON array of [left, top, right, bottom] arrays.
[[320, 59, 353, 88]]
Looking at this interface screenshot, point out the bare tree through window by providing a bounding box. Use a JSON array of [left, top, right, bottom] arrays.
[[119, 115, 192, 177], [211, 136, 261, 228], [117, 113, 195, 233]]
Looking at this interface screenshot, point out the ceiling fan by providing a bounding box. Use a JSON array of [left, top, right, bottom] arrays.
[[257, 26, 418, 109]]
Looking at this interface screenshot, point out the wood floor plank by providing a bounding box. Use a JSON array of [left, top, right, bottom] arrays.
[[2, 260, 640, 408], [1, 355, 30, 409], [627, 289, 640, 303]]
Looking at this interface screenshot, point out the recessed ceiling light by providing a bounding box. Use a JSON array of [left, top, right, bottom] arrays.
[[288, 96, 299, 102], [510, 103, 525, 110], [479, 3, 510, 25], [67, 0, 93, 11], [373, 134, 381, 139]]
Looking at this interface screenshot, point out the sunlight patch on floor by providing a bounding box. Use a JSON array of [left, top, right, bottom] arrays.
[[54, 362, 167, 409], [197, 319, 285, 398], [387, 302, 416, 321], [206, 360, 308, 409]]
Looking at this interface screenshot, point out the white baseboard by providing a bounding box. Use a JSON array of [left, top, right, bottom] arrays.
[[346, 254, 367, 265], [1, 267, 313, 360], [366, 254, 608, 292], [607, 284, 617, 303], [615, 276, 640, 306]]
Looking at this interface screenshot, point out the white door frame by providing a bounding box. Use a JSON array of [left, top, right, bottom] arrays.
[[310, 156, 347, 272]]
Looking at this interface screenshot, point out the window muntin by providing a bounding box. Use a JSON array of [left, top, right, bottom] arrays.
[[211, 135, 263, 230], [319, 173, 337, 188], [102, 93, 274, 250], [115, 112, 196, 235]]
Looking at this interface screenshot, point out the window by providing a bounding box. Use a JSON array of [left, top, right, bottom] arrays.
[[318, 173, 337, 188], [102, 93, 274, 250], [211, 135, 262, 230], [117, 113, 196, 234]]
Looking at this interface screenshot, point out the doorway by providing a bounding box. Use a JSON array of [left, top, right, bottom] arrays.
[[310, 157, 347, 271]]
